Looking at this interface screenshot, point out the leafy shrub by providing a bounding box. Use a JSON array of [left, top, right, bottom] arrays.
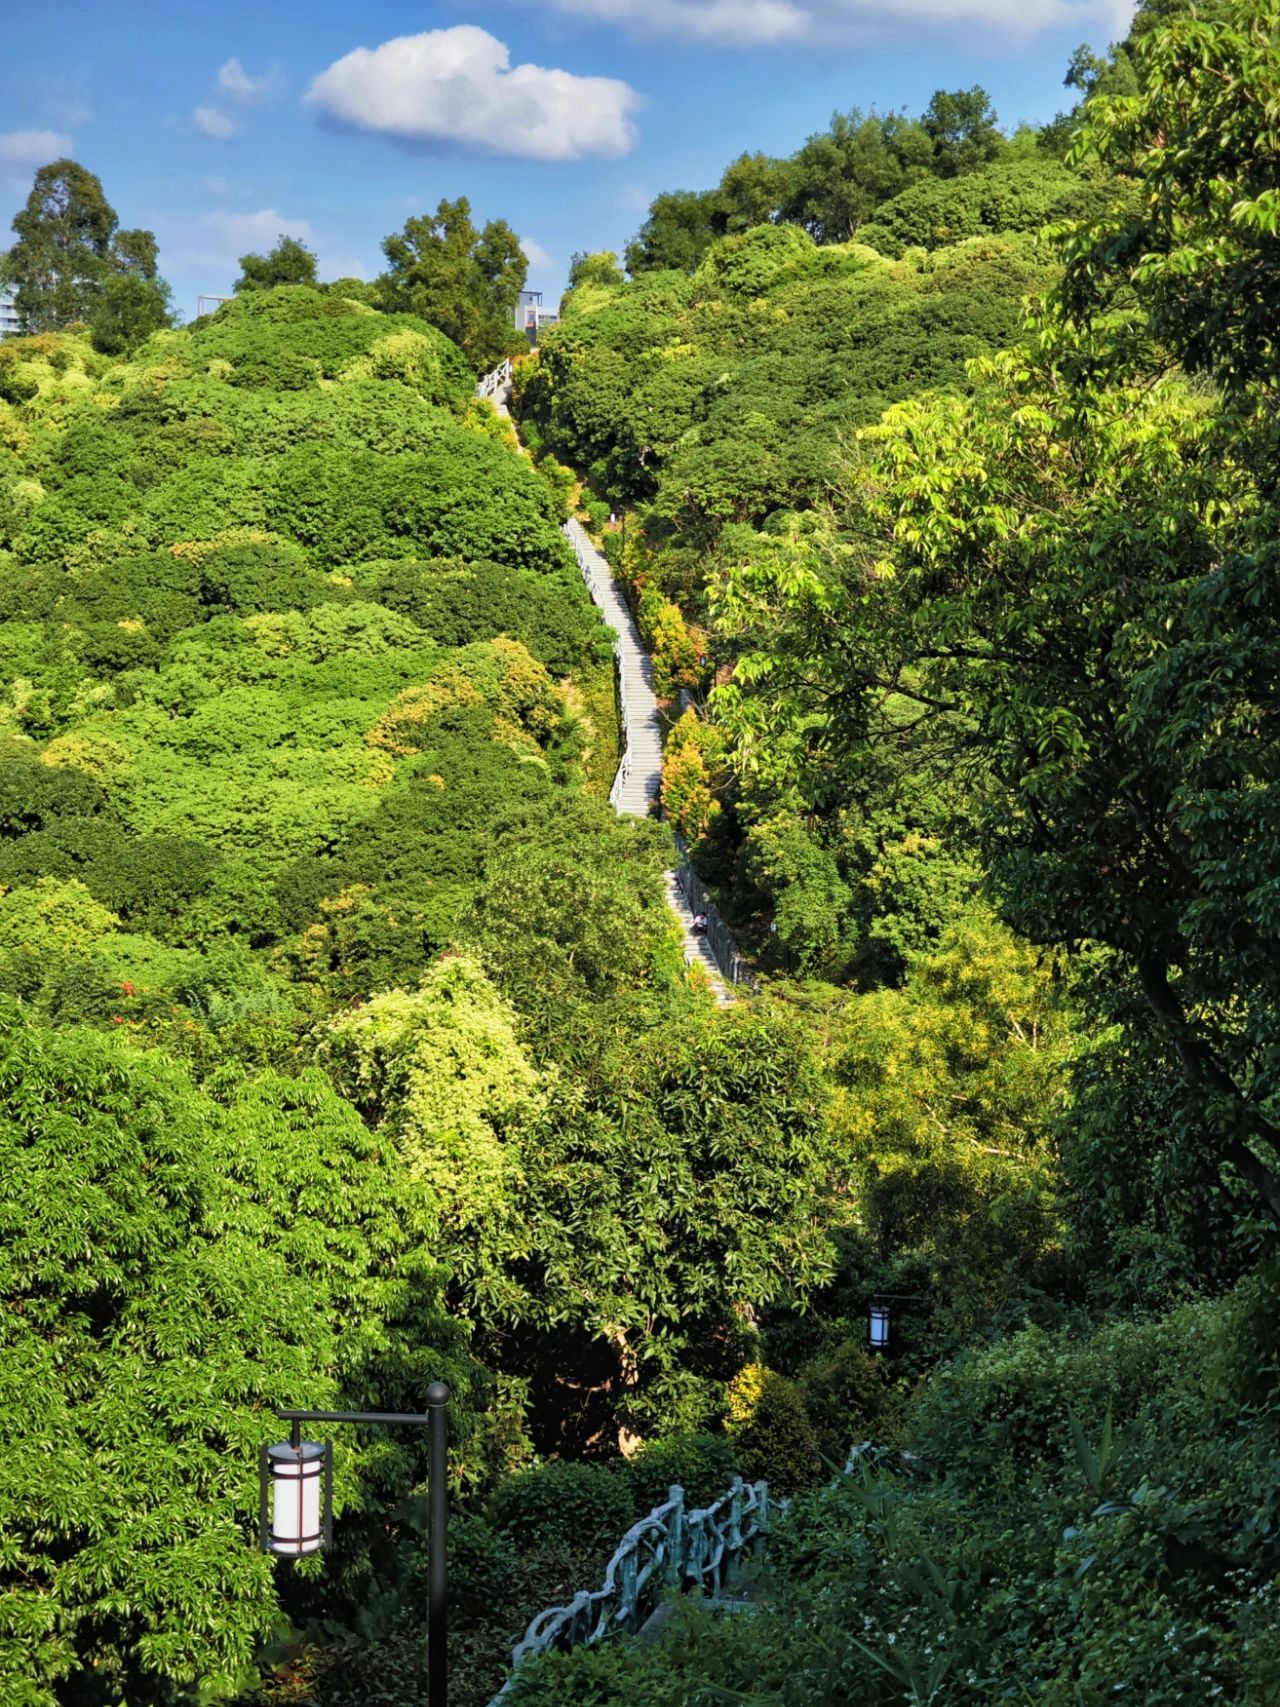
[[628, 1432, 740, 1514], [0, 754, 110, 836], [0, 361, 38, 406], [449, 1514, 521, 1624], [488, 1462, 636, 1555], [798, 1337, 893, 1465], [726, 1365, 820, 1494]]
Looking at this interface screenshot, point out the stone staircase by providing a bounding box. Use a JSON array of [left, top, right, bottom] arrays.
[[476, 364, 746, 1005]]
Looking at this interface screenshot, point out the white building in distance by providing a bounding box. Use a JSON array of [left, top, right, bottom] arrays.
[[0, 288, 19, 339], [514, 289, 559, 346]]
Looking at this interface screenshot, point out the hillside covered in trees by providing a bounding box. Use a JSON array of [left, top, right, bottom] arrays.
[[1, 0, 1279, 1704], [503, 1, 1280, 1700]]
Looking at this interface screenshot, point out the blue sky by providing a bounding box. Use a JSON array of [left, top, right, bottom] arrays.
[[0, 0, 1135, 321]]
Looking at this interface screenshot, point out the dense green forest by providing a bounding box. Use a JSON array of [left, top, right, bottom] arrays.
[[2, 0, 1280, 1703]]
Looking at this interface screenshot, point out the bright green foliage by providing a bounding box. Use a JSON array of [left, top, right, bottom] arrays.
[[623, 87, 1054, 278], [1060, 0, 1280, 393], [565, 250, 626, 304], [10, 15, 1280, 1704], [522, 220, 1051, 545], [826, 918, 1071, 1338], [0, 1003, 471, 1706], [741, 813, 852, 974], [856, 349, 1280, 1217], [501, 1002, 839, 1437], [859, 156, 1118, 257], [464, 797, 679, 1032], [325, 956, 544, 1317]]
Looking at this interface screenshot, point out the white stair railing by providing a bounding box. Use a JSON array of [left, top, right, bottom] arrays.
[[476, 358, 514, 399]]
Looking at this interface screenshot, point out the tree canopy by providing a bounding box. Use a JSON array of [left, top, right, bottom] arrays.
[[377, 197, 527, 372], [234, 234, 320, 293], [1, 158, 168, 335]]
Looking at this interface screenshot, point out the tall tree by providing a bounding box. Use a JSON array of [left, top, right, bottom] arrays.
[[1, 159, 163, 332], [233, 233, 319, 293], [89, 273, 173, 355], [921, 86, 1006, 177], [711, 151, 792, 236], [781, 110, 934, 242], [566, 250, 625, 292], [712, 2, 1280, 1225], [624, 189, 718, 275], [377, 197, 525, 371]]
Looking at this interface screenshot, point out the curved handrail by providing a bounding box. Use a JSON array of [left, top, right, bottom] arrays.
[[493, 1476, 773, 1700], [486, 1441, 899, 1702]]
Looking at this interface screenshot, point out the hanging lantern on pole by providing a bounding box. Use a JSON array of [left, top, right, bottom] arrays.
[[255, 1387, 450, 1703], [259, 1431, 332, 1556], [868, 1301, 891, 1351]]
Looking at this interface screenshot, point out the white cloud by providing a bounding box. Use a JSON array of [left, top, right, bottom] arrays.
[[0, 129, 74, 164], [201, 208, 316, 254], [516, 0, 1135, 46], [520, 235, 554, 271], [193, 106, 238, 139], [305, 26, 640, 161], [192, 58, 279, 141], [216, 58, 278, 103]]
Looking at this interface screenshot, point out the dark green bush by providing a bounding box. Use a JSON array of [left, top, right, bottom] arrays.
[[447, 1514, 521, 1625], [628, 1433, 740, 1514], [0, 756, 110, 836], [488, 1462, 637, 1556], [197, 539, 333, 615], [798, 1336, 894, 1466], [728, 1368, 821, 1496]]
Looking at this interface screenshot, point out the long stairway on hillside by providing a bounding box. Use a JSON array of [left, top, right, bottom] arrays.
[[564, 518, 729, 1000], [478, 363, 741, 1001], [564, 518, 662, 815]]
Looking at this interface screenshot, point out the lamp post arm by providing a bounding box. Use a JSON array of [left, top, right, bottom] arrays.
[[276, 1408, 441, 1427]]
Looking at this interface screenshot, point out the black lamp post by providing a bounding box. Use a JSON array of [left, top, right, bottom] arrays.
[[260, 1382, 451, 1705]]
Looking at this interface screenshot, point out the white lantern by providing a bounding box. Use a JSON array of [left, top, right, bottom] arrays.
[[260, 1438, 331, 1556], [868, 1303, 891, 1351]]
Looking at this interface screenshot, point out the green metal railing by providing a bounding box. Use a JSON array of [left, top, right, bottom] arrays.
[[490, 1474, 776, 1702]]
